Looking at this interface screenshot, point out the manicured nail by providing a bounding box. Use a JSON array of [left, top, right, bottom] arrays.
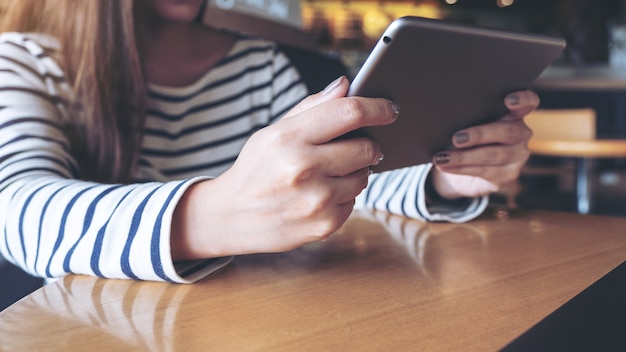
[[453, 131, 470, 145], [390, 101, 400, 118], [322, 77, 343, 95], [506, 93, 520, 105], [434, 153, 450, 164]]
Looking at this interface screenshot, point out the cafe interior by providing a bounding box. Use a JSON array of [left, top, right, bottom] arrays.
[[2, 0, 626, 350]]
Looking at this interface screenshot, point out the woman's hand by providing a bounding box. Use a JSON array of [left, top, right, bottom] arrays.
[[429, 90, 538, 199], [171, 76, 399, 260]]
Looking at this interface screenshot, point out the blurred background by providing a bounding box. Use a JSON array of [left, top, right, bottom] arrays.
[[204, 0, 624, 73]]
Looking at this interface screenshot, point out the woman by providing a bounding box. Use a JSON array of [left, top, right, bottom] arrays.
[[0, 0, 535, 283]]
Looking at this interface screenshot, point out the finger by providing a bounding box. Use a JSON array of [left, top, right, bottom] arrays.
[[327, 167, 371, 204], [502, 90, 540, 121], [314, 137, 382, 176], [282, 76, 349, 119], [448, 119, 532, 149], [433, 143, 529, 168], [282, 96, 399, 145]]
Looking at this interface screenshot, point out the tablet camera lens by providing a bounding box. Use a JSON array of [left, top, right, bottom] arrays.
[[383, 36, 392, 44]]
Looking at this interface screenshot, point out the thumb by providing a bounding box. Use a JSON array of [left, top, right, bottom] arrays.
[[502, 90, 540, 121], [283, 76, 349, 118]]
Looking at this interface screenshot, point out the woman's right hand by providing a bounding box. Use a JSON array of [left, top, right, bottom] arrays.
[[171, 76, 399, 260]]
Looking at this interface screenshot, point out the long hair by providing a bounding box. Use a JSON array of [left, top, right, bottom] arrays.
[[0, 0, 146, 183]]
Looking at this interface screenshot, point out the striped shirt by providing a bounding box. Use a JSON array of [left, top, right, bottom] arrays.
[[0, 32, 487, 283]]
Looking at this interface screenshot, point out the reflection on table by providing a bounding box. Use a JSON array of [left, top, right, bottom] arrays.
[[1, 208, 626, 351]]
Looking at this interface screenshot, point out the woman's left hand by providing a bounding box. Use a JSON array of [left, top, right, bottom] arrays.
[[430, 90, 539, 199]]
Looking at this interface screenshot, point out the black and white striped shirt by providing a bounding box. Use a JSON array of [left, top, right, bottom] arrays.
[[0, 32, 486, 283]]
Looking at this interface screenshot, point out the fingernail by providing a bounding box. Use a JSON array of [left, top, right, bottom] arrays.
[[506, 93, 520, 105], [434, 153, 450, 164], [373, 154, 384, 165], [453, 131, 470, 145], [390, 101, 400, 118], [322, 76, 343, 95]]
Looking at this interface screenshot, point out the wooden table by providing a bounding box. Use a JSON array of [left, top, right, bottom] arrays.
[[1, 208, 626, 351]]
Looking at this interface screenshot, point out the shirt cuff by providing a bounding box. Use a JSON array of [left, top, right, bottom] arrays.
[[418, 166, 489, 223]]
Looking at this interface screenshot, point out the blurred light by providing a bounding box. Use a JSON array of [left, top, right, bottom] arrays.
[[445, 0, 458, 4], [497, 0, 514, 7], [363, 9, 393, 40]]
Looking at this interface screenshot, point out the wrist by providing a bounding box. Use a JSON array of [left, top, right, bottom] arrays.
[[425, 172, 471, 208], [171, 181, 204, 261]]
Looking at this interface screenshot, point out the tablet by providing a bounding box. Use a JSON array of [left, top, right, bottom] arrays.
[[347, 16, 566, 172]]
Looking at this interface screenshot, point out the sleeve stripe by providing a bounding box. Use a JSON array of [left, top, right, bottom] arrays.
[[0, 135, 69, 153], [45, 186, 95, 277], [151, 181, 187, 282], [0, 86, 67, 107], [121, 188, 160, 280], [91, 191, 132, 277], [62, 185, 122, 273], [18, 183, 42, 265], [1, 154, 75, 172], [411, 169, 428, 219], [36, 184, 70, 275], [0, 53, 65, 83], [0, 116, 63, 131], [0, 168, 70, 190]]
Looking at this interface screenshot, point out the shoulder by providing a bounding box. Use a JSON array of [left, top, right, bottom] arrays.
[[0, 32, 65, 81], [0, 32, 60, 59], [0, 32, 70, 109]]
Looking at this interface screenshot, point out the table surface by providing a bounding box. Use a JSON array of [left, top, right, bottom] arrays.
[[534, 65, 626, 91], [2, 208, 626, 351]]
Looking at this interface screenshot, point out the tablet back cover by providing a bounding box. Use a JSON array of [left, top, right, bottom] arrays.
[[348, 16, 565, 171]]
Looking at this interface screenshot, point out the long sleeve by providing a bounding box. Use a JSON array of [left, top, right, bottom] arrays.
[[355, 164, 488, 223], [0, 33, 233, 283], [0, 32, 307, 283]]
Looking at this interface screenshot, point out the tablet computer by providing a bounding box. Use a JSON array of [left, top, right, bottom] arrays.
[[347, 16, 566, 172]]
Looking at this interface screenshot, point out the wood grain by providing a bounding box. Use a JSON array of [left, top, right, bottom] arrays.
[[2, 207, 625, 351]]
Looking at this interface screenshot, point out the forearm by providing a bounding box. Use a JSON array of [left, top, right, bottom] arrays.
[[0, 174, 206, 282]]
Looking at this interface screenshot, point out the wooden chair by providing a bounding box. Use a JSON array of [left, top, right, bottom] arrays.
[[525, 108, 596, 141], [502, 108, 597, 212]]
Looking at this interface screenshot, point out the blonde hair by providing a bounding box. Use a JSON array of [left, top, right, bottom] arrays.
[[1, 0, 146, 183]]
